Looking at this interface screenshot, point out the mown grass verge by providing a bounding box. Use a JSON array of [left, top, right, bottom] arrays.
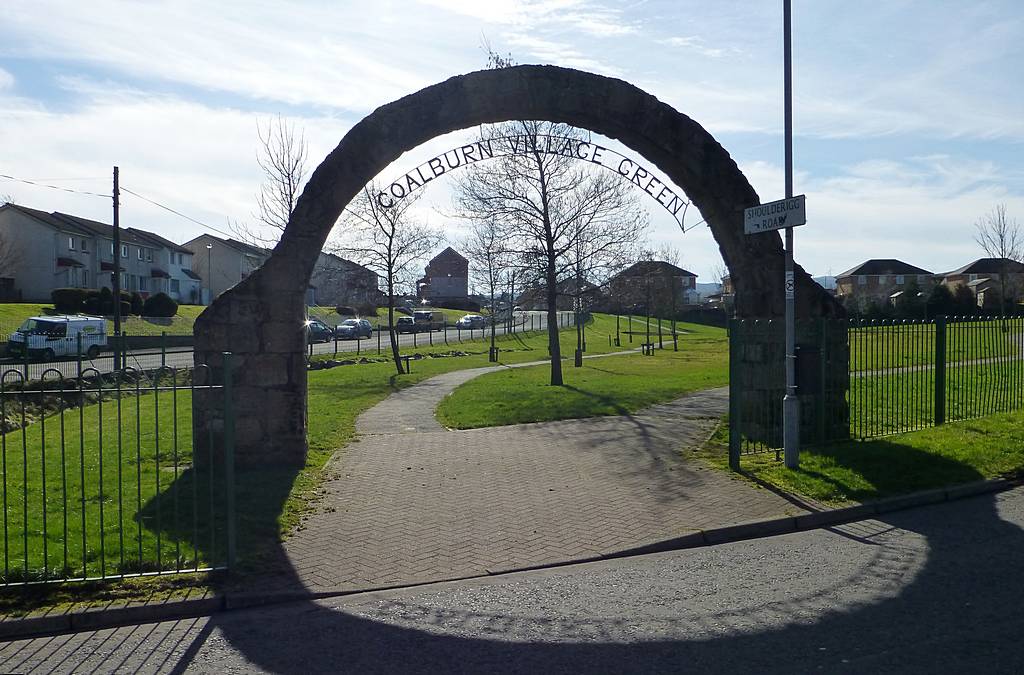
[[0, 314, 635, 612], [436, 322, 727, 429], [696, 411, 1024, 506]]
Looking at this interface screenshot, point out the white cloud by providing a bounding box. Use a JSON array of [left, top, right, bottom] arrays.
[[658, 36, 729, 59], [0, 68, 13, 91]]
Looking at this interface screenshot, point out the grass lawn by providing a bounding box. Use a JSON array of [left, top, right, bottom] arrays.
[[848, 318, 1021, 372], [698, 410, 1024, 506], [0, 303, 206, 337], [0, 313, 636, 595], [437, 322, 728, 429]]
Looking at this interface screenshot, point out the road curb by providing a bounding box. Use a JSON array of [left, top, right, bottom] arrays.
[[2, 476, 1019, 642]]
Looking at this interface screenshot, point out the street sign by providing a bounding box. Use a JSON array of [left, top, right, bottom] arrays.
[[744, 195, 806, 234]]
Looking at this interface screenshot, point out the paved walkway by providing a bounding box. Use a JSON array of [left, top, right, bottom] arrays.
[[271, 364, 803, 592]]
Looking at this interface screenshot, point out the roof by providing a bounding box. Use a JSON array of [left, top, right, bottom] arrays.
[[612, 260, 697, 279], [942, 258, 1024, 276], [836, 259, 933, 278], [184, 234, 271, 258], [429, 246, 469, 263], [966, 277, 992, 288], [182, 269, 202, 280], [1, 203, 188, 250]]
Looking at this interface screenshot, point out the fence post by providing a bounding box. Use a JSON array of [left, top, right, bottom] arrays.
[[444, 322, 448, 345], [728, 318, 741, 471], [161, 331, 167, 368], [934, 315, 947, 426], [377, 328, 381, 354], [223, 352, 236, 570]]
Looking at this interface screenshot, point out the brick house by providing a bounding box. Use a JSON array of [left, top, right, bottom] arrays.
[[417, 247, 469, 306], [835, 259, 934, 312], [940, 257, 1024, 309], [605, 260, 699, 314], [0, 203, 202, 303]]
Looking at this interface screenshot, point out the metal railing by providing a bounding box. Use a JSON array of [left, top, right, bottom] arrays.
[[730, 315, 1024, 460], [0, 358, 235, 586], [310, 312, 576, 360]]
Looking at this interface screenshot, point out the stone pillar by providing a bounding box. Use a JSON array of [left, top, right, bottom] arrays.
[[193, 259, 308, 468]]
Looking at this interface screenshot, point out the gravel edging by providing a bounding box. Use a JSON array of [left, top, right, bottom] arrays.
[[2, 476, 1018, 642]]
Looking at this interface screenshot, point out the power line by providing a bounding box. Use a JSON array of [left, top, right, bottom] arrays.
[[0, 173, 111, 198], [120, 186, 236, 239]]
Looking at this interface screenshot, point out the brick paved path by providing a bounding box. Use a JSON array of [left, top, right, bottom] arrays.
[[272, 368, 803, 593]]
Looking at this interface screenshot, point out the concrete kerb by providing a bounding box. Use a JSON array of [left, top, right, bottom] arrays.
[[2, 476, 1018, 643]]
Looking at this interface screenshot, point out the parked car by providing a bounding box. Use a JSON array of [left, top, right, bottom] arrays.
[[413, 310, 445, 332], [456, 314, 486, 329], [6, 315, 106, 361], [305, 319, 334, 343], [335, 318, 373, 340], [395, 316, 416, 334]]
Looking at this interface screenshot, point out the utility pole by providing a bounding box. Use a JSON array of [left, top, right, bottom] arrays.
[[782, 0, 800, 468], [112, 166, 122, 371]]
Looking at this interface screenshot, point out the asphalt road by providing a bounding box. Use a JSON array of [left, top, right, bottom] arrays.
[[0, 311, 574, 380], [3, 486, 1023, 673]]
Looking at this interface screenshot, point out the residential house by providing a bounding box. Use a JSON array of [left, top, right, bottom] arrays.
[[835, 259, 934, 312], [516, 277, 605, 311], [940, 257, 1024, 309], [604, 260, 699, 314], [417, 247, 469, 306], [0, 203, 202, 303], [184, 234, 379, 307], [182, 234, 271, 304]]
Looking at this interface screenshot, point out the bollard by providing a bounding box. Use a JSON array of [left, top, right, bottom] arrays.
[[377, 328, 382, 354], [444, 322, 448, 345]]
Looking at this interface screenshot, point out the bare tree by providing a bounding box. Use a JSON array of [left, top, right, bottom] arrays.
[[454, 118, 648, 385], [567, 179, 647, 365], [464, 220, 505, 360], [230, 115, 308, 249], [332, 184, 443, 374], [975, 204, 1022, 318]]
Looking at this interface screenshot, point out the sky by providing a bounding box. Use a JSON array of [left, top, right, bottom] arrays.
[[1, 0, 1022, 283]]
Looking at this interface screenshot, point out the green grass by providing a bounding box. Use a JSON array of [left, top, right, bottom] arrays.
[[437, 322, 727, 429], [699, 410, 1024, 506], [0, 303, 206, 337], [0, 314, 637, 587], [849, 319, 1021, 372]]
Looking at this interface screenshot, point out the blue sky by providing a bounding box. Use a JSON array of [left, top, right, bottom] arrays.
[[1, 0, 1022, 282]]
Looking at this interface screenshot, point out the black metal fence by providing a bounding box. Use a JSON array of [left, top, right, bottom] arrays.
[[730, 315, 1024, 460], [0, 359, 235, 586]]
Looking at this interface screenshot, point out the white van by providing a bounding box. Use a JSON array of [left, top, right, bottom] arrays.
[[7, 315, 107, 361]]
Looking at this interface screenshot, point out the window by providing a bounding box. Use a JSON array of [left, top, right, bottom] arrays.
[[878, 275, 887, 285], [121, 272, 129, 288], [146, 249, 153, 262], [969, 274, 978, 282], [857, 275, 866, 285], [896, 275, 904, 285], [81, 238, 88, 252], [137, 248, 144, 260], [68, 237, 76, 250], [121, 244, 128, 258], [81, 270, 88, 287], [110, 243, 114, 255], [177, 253, 184, 265], [139, 277, 148, 292], [170, 279, 180, 293]]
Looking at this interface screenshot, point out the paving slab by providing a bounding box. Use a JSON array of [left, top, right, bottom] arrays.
[[269, 367, 803, 593]]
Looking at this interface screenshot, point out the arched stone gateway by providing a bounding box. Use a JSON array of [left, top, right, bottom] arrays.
[[195, 64, 842, 466]]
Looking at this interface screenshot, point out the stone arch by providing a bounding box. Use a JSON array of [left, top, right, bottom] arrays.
[[195, 64, 840, 465]]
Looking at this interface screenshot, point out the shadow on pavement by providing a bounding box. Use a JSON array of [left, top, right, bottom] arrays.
[[149, 433, 1024, 671]]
